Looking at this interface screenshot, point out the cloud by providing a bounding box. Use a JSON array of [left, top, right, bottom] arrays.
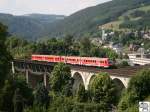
[[0, 0, 111, 15]]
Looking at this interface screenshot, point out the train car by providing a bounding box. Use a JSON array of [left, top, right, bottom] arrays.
[[31, 54, 113, 68], [53, 55, 61, 63], [98, 58, 113, 68], [32, 55, 60, 62], [32, 55, 47, 61], [80, 57, 112, 68], [65, 56, 81, 65]]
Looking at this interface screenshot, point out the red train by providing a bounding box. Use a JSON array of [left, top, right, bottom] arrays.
[[31, 55, 113, 68]]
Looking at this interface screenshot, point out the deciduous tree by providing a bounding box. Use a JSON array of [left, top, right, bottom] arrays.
[[0, 23, 11, 88], [49, 63, 72, 94], [89, 73, 117, 110]]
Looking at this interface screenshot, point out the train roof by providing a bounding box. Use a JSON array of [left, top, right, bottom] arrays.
[[32, 54, 109, 60]]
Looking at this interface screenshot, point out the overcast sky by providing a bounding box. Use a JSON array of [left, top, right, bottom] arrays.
[[0, 0, 111, 15]]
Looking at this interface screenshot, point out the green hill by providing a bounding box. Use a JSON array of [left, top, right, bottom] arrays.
[[0, 0, 150, 40], [47, 0, 150, 37], [0, 13, 65, 40], [102, 5, 150, 30]]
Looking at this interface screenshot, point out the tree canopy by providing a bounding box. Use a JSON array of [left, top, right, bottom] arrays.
[[0, 23, 11, 88], [89, 73, 117, 110], [118, 69, 150, 112], [49, 63, 72, 94]]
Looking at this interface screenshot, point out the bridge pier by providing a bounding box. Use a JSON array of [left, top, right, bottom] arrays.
[[12, 62, 15, 74], [25, 70, 29, 84], [44, 74, 48, 87]]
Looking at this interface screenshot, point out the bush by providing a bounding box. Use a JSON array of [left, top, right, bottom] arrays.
[[0, 75, 33, 112], [118, 69, 150, 111], [23, 105, 47, 112], [48, 96, 74, 112], [128, 69, 150, 100]]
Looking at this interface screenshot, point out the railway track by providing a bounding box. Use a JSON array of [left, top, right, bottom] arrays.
[[71, 65, 150, 77], [13, 59, 150, 78]]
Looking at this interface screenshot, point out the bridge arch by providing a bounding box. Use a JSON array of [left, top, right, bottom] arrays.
[[72, 72, 85, 94], [112, 78, 125, 97], [112, 78, 125, 90], [110, 76, 129, 88]]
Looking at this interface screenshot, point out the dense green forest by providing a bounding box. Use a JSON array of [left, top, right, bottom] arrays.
[[5, 35, 118, 60]]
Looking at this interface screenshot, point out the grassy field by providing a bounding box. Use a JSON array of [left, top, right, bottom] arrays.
[[102, 5, 150, 31]]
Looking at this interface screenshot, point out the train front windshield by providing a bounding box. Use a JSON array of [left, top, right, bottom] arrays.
[[108, 59, 114, 65]]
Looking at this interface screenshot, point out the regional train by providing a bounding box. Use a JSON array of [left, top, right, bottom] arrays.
[[31, 55, 114, 68]]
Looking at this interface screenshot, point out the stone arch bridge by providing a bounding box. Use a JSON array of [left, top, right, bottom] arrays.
[[12, 59, 150, 90]]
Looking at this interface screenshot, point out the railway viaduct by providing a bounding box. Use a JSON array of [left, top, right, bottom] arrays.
[[12, 59, 150, 91]]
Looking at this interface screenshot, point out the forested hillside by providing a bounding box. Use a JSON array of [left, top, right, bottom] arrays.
[[0, 0, 149, 40], [0, 13, 65, 40], [47, 0, 150, 37]]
